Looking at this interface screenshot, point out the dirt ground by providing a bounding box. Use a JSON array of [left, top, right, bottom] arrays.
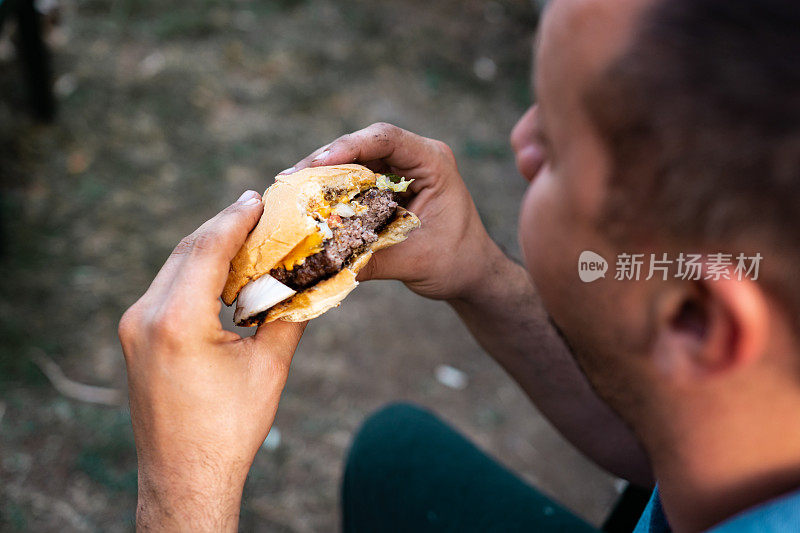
[[0, 0, 621, 530]]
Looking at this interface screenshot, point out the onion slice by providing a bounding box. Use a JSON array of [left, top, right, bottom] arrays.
[[332, 203, 356, 217], [318, 220, 333, 239], [234, 274, 296, 324]]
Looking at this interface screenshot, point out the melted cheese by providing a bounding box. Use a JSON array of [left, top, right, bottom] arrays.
[[314, 205, 332, 218], [278, 231, 324, 271], [311, 194, 350, 219]]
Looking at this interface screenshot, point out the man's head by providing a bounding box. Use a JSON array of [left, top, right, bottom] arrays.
[[513, 0, 800, 452]]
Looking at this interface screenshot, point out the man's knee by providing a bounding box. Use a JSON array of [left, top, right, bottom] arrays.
[[345, 402, 436, 482], [342, 402, 444, 530]]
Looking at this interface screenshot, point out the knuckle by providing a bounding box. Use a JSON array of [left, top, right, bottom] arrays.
[[218, 202, 249, 222], [147, 310, 183, 348], [369, 122, 399, 139], [327, 134, 352, 153], [171, 212, 233, 259], [195, 231, 219, 253], [118, 306, 141, 348], [187, 230, 219, 255], [171, 235, 195, 257], [333, 133, 351, 145], [433, 139, 455, 162]]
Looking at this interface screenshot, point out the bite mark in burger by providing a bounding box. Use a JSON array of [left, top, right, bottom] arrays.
[[222, 164, 420, 326]]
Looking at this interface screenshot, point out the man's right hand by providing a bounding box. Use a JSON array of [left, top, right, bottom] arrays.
[[287, 123, 654, 487], [283, 122, 505, 302]]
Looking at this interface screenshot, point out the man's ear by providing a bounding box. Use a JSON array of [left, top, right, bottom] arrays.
[[651, 277, 769, 383]]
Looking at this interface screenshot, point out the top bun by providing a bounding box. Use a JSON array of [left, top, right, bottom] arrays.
[[222, 164, 391, 306]]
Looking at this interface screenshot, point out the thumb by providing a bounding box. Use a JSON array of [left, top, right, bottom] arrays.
[[250, 319, 308, 368], [171, 190, 265, 300], [356, 247, 404, 282], [355, 251, 381, 282]]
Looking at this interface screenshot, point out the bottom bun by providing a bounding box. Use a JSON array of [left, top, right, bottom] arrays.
[[240, 207, 420, 325]]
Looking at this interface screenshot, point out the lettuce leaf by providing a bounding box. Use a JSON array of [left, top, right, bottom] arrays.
[[376, 173, 414, 192]]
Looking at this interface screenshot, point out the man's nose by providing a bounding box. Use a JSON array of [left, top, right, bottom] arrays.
[[510, 106, 544, 182]]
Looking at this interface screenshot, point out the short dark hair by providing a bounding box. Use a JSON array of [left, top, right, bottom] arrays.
[[586, 0, 800, 317]]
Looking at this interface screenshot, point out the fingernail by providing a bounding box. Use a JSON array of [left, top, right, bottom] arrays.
[[237, 190, 259, 203], [311, 149, 330, 162], [278, 166, 296, 175], [242, 196, 261, 206]]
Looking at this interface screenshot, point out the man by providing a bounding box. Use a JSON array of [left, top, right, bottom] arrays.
[[118, 0, 800, 530]]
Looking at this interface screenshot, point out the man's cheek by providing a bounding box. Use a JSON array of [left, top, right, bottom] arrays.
[[519, 178, 594, 337], [518, 181, 566, 303]]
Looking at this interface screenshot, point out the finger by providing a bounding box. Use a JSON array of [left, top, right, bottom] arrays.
[[314, 124, 455, 192], [289, 123, 434, 175], [277, 143, 332, 177], [355, 239, 415, 283], [361, 158, 392, 174], [355, 250, 381, 282], [309, 123, 413, 169], [153, 190, 262, 290], [169, 190, 265, 301], [250, 319, 308, 370]]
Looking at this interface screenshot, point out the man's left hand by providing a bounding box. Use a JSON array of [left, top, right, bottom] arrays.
[[118, 190, 306, 532]]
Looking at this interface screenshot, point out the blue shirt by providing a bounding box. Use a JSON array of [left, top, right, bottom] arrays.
[[634, 487, 800, 532]]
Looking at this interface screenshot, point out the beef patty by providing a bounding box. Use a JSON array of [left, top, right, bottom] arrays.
[[271, 188, 398, 291]]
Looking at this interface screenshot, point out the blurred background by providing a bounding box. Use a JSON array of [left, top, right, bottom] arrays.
[[0, 0, 621, 530]]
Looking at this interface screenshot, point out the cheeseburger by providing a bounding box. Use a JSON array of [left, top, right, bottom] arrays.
[[222, 164, 420, 326]]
